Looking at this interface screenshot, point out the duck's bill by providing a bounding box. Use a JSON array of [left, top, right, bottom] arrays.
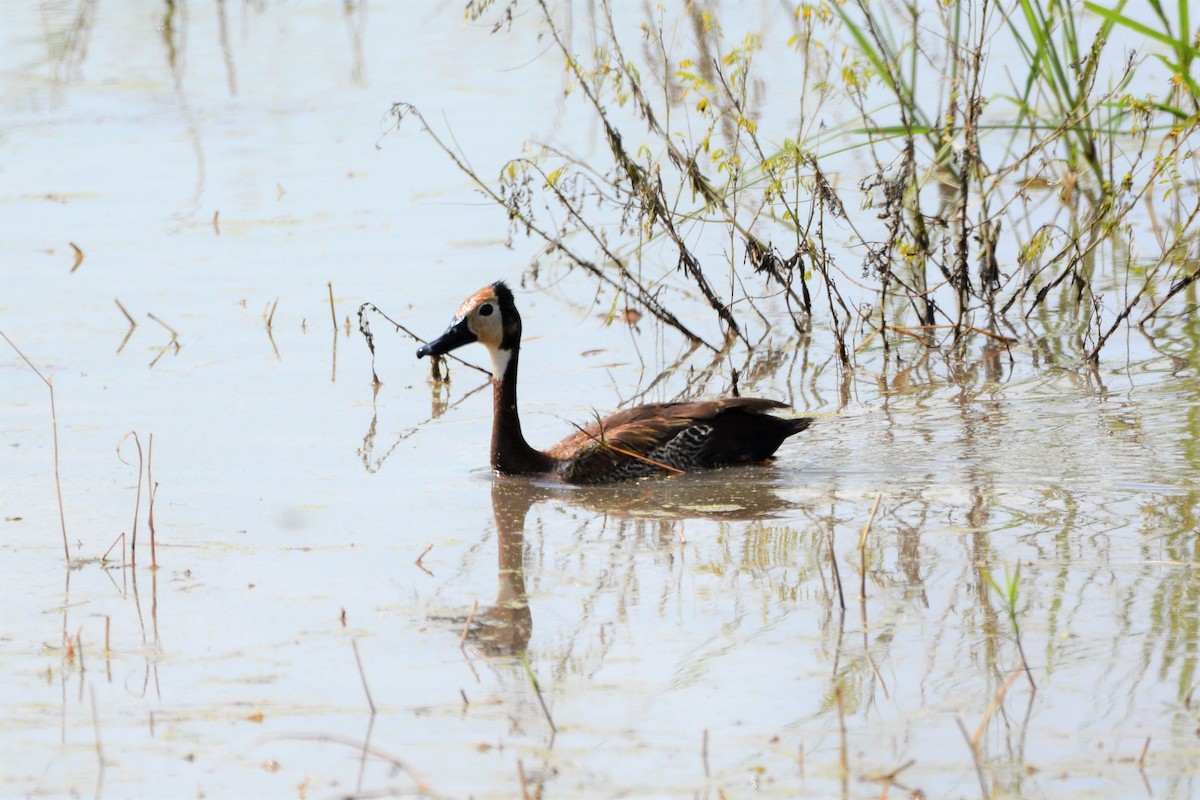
[[416, 316, 477, 358]]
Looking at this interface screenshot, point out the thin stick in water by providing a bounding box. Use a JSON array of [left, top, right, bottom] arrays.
[[414, 543, 433, 576], [956, 716, 989, 798], [520, 653, 557, 734], [114, 298, 136, 327], [971, 667, 1021, 748], [858, 492, 882, 601], [836, 684, 848, 785], [90, 685, 105, 800], [1, 331, 70, 564], [827, 529, 845, 611], [459, 600, 478, 648], [351, 639, 376, 716], [147, 433, 158, 569], [69, 242, 85, 273], [146, 312, 179, 339], [517, 759, 530, 800], [101, 533, 125, 566], [117, 432, 144, 567]]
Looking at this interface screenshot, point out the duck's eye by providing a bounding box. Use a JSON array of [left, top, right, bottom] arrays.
[[479, 303, 494, 317]]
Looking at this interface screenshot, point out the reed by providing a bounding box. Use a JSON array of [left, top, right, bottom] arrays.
[[392, 1, 1200, 363], [982, 564, 1037, 691], [1, 331, 70, 564]]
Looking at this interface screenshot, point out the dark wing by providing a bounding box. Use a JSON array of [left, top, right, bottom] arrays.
[[548, 398, 811, 484]]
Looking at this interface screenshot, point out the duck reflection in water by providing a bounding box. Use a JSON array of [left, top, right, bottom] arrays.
[[450, 471, 805, 659]]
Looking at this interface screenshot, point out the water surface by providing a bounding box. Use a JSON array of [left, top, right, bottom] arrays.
[[2, 3, 1198, 798]]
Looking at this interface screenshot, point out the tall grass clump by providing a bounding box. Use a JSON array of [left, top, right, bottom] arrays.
[[397, 0, 1200, 364]]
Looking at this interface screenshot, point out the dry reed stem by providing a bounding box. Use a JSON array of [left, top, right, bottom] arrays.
[[865, 758, 915, 784], [600, 442, 686, 475], [459, 600, 478, 648], [827, 529, 846, 611], [1, 330, 70, 563], [147, 312, 179, 338], [358, 301, 493, 380], [69, 242, 85, 273], [114, 298, 136, 327], [90, 685, 104, 800], [272, 733, 432, 795], [520, 653, 557, 734], [836, 683, 848, 788], [858, 493, 882, 601], [1138, 736, 1151, 769], [212, 210, 220, 235], [118, 432, 144, 567], [327, 282, 338, 332], [566, 417, 686, 475], [101, 533, 125, 566], [351, 639, 377, 716], [956, 717, 989, 798], [702, 728, 710, 778], [971, 667, 1022, 749], [414, 543, 434, 575], [147, 433, 158, 569], [517, 759, 531, 800]]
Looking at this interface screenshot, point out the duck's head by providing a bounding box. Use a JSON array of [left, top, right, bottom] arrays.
[[417, 281, 521, 367]]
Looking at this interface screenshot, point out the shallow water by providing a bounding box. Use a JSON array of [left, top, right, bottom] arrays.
[[3, 3, 1199, 799]]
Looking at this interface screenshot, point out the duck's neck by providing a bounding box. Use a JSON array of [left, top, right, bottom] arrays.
[[490, 346, 557, 475]]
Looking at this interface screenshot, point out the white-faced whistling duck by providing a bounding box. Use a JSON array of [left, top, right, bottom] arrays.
[[416, 281, 813, 484]]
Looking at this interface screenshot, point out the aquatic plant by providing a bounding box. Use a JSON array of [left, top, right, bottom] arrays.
[[395, 1, 1200, 364]]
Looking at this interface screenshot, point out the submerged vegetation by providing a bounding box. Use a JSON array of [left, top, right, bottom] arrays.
[[396, 0, 1200, 363]]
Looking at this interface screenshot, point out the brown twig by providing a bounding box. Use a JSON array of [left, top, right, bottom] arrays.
[[858, 493, 882, 601], [101, 533, 125, 566], [117, 433, 144, 567], [414, 543, 434, 576], [358, 301, 492, 379], [972, 667, 1022, 748], [565, 416, 686, 476], [327, 282, 338, 332], [956, 716, 989, 798], [828, 529, 845, 611], [147, 433, 158, 570], [459, 600, 478, 648], [269, 733, 432, 794], [114, 299, 136, 328], [351, 639, 377, 715], [69, 242, 84, 273], [520, 653, 557, 734], [517, 759, 531, 800], [836, 684, 848, 787], [1, 330, 70, 563], [147, 312, 178, 338], [864, 758, 916, 784], [90, 685, 105, 800]]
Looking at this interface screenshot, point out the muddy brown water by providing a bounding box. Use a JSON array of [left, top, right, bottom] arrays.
[[3, 4, 1199, 799]]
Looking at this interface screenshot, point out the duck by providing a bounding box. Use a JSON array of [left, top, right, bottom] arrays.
[[416, 281, 813, 484]]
